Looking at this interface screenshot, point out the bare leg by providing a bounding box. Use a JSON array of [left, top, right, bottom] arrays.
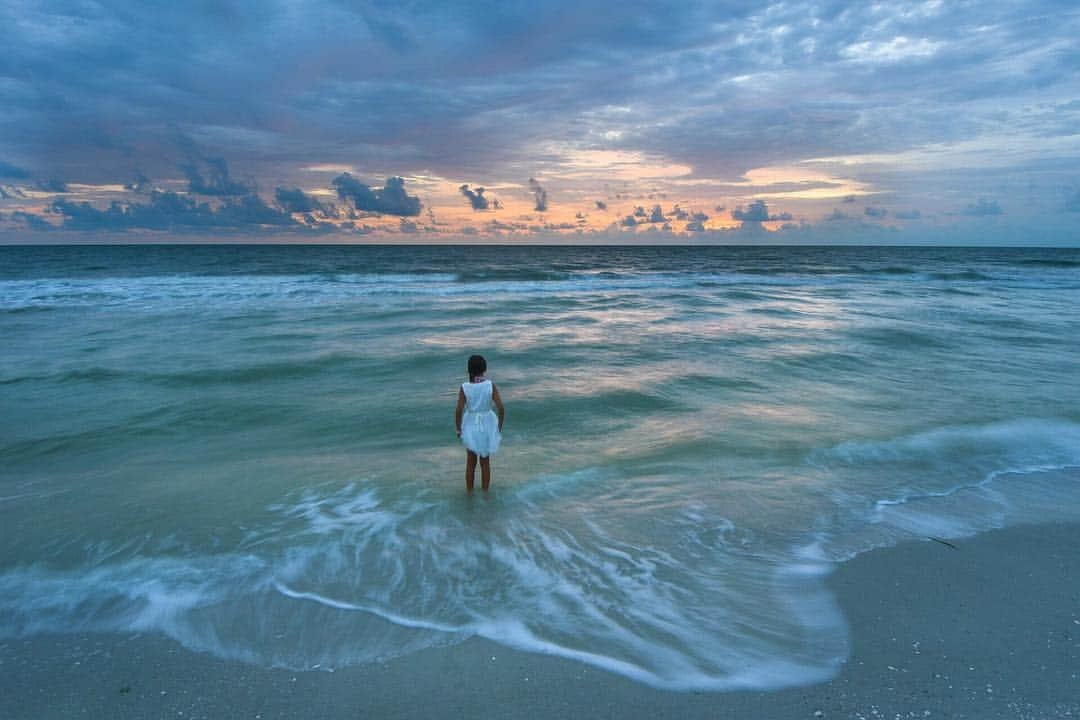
[[479, 456, 491, 491], [465, 451, 477, 492]]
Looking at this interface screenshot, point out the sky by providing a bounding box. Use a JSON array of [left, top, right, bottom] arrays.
[[1, 0, 1079, 244]]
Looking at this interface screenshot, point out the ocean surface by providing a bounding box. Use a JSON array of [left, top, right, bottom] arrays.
[[2, 244, 1079, 690]]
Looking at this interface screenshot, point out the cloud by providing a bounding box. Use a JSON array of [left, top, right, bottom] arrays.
[[621, 204, 671, 226], [2, 1, 1076, 243], [274, 187, 325, 214], [595, 200, 607, 211], [487, 218, 529, 233], [732, 201, 769, 222], [685, 212, 707, 231], [182, 157, 252, 196], [964, 198, 1002, 216], [864, 206, 888, 218], [0, 2, 737, 185], [12, 211, 53, 231], [332, 173, 421, 216], [736, 180, 842, 195], [124, 172, 151, 193], [50, 191, 299, 230], [731, 199, 789, 223], [460, 184, 498, 211], [894, 209, 922, 220], [537, 221, 576, 231], [37, 179, 69, 193], [0, 160, 30, 179], [841, 36, 943, 65], [528, 178, 548, 212], [838, 36, 941, 65]]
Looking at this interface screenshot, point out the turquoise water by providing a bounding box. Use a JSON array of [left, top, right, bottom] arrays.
[[2, 245, 1079, 689]]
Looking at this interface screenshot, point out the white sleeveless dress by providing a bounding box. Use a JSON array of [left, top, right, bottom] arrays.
[[460, 380, 501, 457]]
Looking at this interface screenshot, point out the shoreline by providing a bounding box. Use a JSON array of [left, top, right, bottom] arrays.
[[3, 522, 1078, 719]]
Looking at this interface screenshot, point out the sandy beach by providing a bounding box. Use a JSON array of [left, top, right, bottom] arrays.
[[3, 521, 1077, 720]]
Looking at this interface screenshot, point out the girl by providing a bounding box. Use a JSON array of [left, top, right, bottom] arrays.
[[455, 354, 504, 491]]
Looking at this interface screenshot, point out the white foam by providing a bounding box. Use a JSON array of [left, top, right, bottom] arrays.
[[272, 583, 463, 634], [0, 481, 853, 692], [810, 419, 1080, 560], [814, 418, 1080, 470]]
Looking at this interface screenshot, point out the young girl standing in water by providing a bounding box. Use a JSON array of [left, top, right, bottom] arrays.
[[455, 354, 504, 491]]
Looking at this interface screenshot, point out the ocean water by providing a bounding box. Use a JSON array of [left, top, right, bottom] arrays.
[[2, 244, 1079, 690]]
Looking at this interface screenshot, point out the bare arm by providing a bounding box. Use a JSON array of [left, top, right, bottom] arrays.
[[491, 383, 504, 431], [454, 387, 465, 436]]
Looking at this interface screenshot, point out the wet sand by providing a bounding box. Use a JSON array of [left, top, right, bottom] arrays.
[[2, 522, 1078, 719]]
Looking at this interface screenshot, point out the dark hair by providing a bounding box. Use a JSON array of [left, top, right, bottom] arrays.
[[467, 354, 487, 382]]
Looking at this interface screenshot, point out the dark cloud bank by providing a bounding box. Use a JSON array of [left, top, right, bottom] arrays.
[[50, 192, 297, 231], [34, 157, 423, 231]]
